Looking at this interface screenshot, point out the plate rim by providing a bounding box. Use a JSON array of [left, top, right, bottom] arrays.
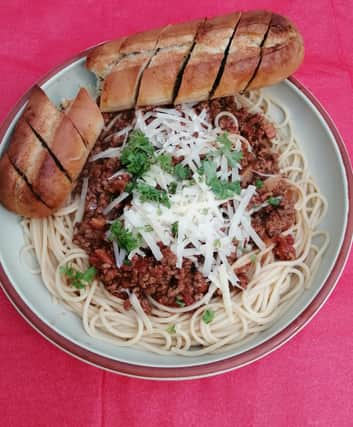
[[0, 47, 352, 380]]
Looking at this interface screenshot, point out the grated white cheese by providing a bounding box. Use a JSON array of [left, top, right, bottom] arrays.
[[106, 105, 270, 293]]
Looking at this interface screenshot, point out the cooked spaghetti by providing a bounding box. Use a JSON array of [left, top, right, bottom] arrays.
[[21, 91, 329, 355]]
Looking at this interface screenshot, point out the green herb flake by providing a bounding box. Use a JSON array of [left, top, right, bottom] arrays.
[[125, 181, 136, 193], [167, 324, 176, 334], [255, 179, 264, 189], [199, 159, 241, 199], [120, 130, 155, 177], [109, 220, 141, 253], [250, 254, 257, 264], [144, 224, 154, 232], [158, 154, 174, 174], [217, 132, 243, 167], [167, 181, 177, 195], [174, 163, 191, 181], [214, 239, 221, 248], [171, 221, 179, 237], [267, 196, 281, 206], [175, 296, 185, 307], [209, 177, 241, 200], [136, 183, 171, 208], [60, 265, 96, 289], [202, 309, 215, 324]]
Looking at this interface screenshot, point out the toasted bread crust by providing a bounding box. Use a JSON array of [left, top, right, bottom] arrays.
[[175, 13, 241, 104], [86, 38, 126, 78], [86, 10, 304, 111], [100, 52, 152, 112], [23, 86, 88, 181], [137, 45, 191, 106], [213, 10, 271, 98], [247, 14, 304, 90], [0, 154, 53, 217], [65, 88, 104, 151], [0, 86, 101, 217]]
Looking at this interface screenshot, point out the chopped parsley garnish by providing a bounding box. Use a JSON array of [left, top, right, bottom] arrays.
[[202, 309, 215, 324], [144, 224, 154, 232], [60, 265, 96, 289], [109, 220, 141, 253], [167, 181, 177, 194], [250, 254, 257, 264], [267, 196, 281, 206], [167, 324, 176, 334], [174, 163, 192, 181], [171, 221, 179, 237], [217, 132, 243, 167], [255, 178, 264, 189], [136, 183, 171, 208], [175, 296, 185, 307], [125, 181, 136, 193], [199, 159, 241, 199], [214, 239, 221, 248], [209, 178, 241, 200], [120, 130, 155, 177], [158, 154, 174, 174]]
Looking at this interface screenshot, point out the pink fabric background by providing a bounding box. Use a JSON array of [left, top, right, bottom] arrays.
[[0, 1, 352, 426]]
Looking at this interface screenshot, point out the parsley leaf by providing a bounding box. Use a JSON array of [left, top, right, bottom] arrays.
[[136, 183, 171, 208], [167, 324, 176, 334], [60, 265, 96, 289], [217, 132, 243, 167], [208, 177, 241, 200], [199, 159, 241, 199], [255, 179, 264, 189], [167, 181, 177, 195], [109, 220, 141, 253], [120, 130, 155, 177], [174, 163, 191, 181], [250, 254, 257, 264], [158, 154, 174, 174], [175, 296, 185, 307], [267, 196, 281, 206], [171, 221, 178, 237], [202, 309, 215, 324]]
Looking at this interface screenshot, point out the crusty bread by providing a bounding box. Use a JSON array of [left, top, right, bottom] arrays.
[[87, 10, 304, 112], [175, 13, 241, 104], [23, 86, 88, 181], [7, 118, 71, 209], [247, 13, 304, 90], [0, 86, 104, 218], [65, 88, 104, 151], [136, 45, 191, 106], [0, 154, 53, 218], [213, 10, 271, 98], [86, 38, 126, 79], [100, 52, 152, 112]]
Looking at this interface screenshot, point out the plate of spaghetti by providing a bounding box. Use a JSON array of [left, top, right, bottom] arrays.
[[0, 11, 352, 379]]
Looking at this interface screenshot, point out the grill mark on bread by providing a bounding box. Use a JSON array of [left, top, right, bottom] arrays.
[[26, 120, 72, 182], [209, 13, 242, 99], [172, 19, 205, 103], [174, 14, 241, 104], [243, 14, 273, 92], [7, 155, 51, 208], [133, 30, 165, 108]]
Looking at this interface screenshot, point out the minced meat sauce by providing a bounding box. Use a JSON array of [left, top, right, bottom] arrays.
[[73, 97, 296, 313]]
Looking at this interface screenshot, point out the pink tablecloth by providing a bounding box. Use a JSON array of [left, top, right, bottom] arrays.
[[1, 1, 353, 426]]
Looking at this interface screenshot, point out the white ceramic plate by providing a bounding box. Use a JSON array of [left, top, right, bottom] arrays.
[[0, 50, 352, 380]]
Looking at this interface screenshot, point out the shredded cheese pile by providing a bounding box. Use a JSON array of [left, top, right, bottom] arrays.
[[96, 105, 267, 291]]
